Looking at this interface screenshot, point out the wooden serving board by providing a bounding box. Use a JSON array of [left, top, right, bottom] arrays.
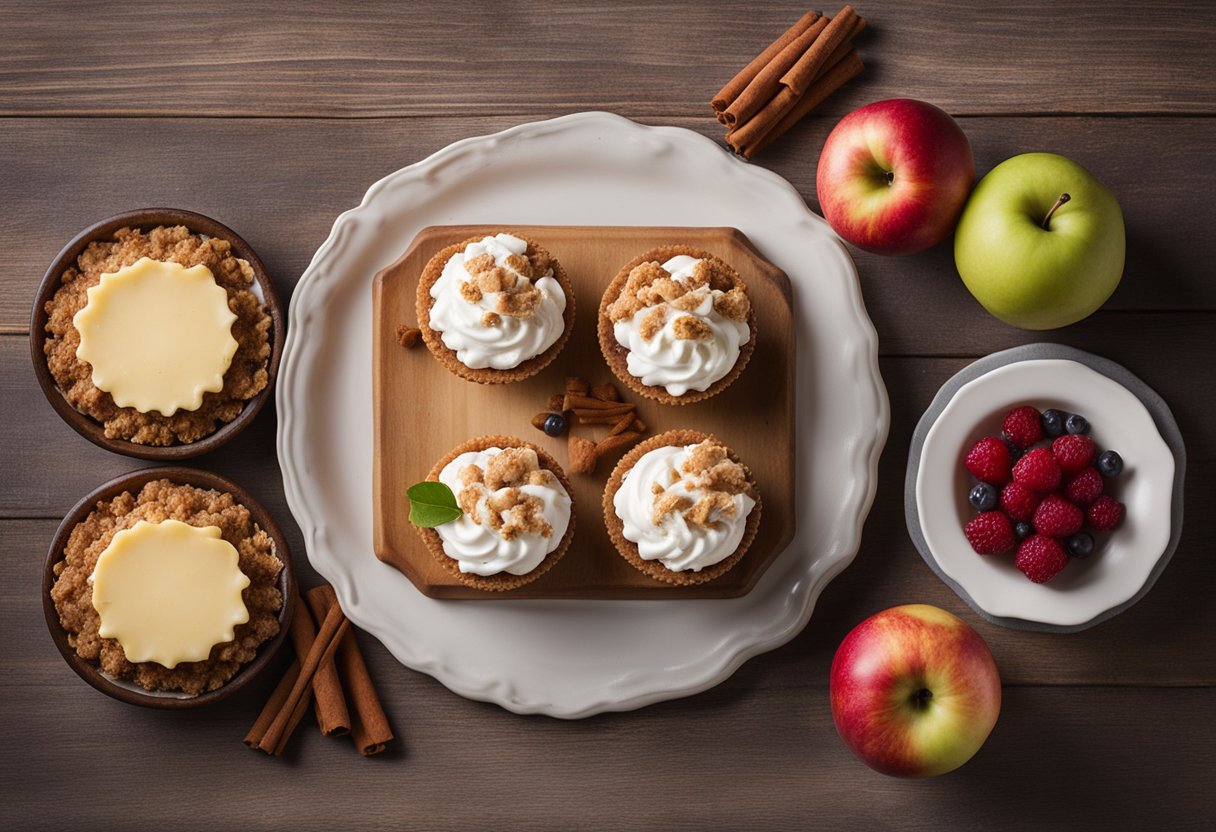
[[372, 225, 795, 599]]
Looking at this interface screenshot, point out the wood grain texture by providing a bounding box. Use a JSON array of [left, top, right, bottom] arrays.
[[1, 1, 1212, 117], [373, 225, 792, 599], [3, 115, 1215, 333], [3, 0, 1216, 828]]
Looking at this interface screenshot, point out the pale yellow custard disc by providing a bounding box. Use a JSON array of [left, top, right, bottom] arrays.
[[73, 257, 239, 416], [89, 519, 251, 668]]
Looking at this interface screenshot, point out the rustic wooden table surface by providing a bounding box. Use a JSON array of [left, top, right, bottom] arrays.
[[3, 2, 1213, 829]]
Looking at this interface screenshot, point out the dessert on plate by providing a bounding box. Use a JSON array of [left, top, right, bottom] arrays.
[[598, 246, 755, 405], [42, 225, 273, 446], [49, 478, 284, 694], [603, 429, 761, 585], [414, 435, 576, 591], [417, 233, 575, 383]]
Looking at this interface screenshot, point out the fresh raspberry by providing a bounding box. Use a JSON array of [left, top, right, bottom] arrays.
[[1012, 448, 1061, 492], [1052, 434, 1096, 474], [964, 511, 1016, 555], [1016, 535, 1070, 583], [1087, 496, 1125, 531], [1033, 495, 1085, 537], [1065, 467, 1104, 506], [965, 437, 1013, 485], [999, 482, 1042, 522], [1002, 406, 1042, 449]]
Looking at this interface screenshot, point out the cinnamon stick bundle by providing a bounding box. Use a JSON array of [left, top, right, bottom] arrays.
[[305, 586, 395, 756], [288, 591, 350, 737], [713, 6, 867, 158], [245, 601, 350, 756]]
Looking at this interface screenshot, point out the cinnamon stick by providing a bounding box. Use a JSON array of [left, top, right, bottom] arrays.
[[722, 15, 828, 127], [781, 6, 863, 95], [727, 44, 862, 156], [711, 9, 820, 117], [747, 50, 865, 158], [306, 586, 395, 757], [288, 593, 350, 737], [255, 603, 350, 755], [244, 659, 299, 749]]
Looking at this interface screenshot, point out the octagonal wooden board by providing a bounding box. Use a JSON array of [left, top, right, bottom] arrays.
[[372, 225, 795, 599]]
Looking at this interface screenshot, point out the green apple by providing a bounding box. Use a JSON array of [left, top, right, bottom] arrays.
[[954, 152, 1125, 329]]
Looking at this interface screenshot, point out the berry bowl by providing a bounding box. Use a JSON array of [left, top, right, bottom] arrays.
[[905, 344, 1185, 632]]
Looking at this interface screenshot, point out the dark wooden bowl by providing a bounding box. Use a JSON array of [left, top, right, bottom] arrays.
[[29, 208, 284, 460], [42, 467, 296, 709]]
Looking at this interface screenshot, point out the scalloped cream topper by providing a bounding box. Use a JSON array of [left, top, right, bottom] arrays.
[[73, 257, 239, 416], [89, 519, 250, 668]]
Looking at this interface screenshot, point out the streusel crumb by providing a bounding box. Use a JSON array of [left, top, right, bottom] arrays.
[[607, 258, 750, 325], [456, 448, 556, 539]]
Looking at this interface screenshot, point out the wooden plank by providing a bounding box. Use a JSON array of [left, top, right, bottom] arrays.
[[1, 1, 1212, 118], [2, 578, 1213, 832], [4, 115, 1215, 334]]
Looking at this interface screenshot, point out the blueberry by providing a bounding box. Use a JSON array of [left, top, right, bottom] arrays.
[[1041, 409, 1065, 437], [1097, 449, 1124, 477], [969, 482, 997, 512], [1008, 445, 1025, 463], [542, 412, 568, 437], [1065, 413, 1090, 435], [1014, 522, 1034, 541], [1067, 531, 1095, 558]]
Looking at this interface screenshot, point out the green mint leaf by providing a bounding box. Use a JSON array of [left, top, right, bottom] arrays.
[[407, 481, 463, 527]]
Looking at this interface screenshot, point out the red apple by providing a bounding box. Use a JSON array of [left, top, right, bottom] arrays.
[[816, 99, 975, 255], [829, 604, 1001, 777]]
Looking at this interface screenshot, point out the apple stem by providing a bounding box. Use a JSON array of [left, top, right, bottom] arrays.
[[1042, 193, 1071, 230], [884, 171, 894, 186], [912, 688, 933, 709]]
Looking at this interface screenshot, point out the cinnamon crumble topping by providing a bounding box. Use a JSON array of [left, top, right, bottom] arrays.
[[606, 258, 750, 338], [461, 245, 552, 322], [456, 448, 558, 539], [649, 440, 753, 529]]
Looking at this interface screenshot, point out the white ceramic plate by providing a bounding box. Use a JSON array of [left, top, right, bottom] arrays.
[[907, 345, 1185, 632], [277, 112, 888, 717]]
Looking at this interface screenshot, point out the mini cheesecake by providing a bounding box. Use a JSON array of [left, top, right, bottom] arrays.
[[417, 233, 575, 384], [598, 246, 755, 405], [417, 435, 576, 592], [603, 429, 761, 586]]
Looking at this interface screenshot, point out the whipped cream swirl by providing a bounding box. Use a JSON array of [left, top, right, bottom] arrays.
[[613, 442, 756, 573], [436, 448, 571, 576], [613, 255, 750, 396], [429, 234, 567, 370]]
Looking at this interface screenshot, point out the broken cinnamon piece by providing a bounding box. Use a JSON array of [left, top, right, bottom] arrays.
[[711, 9, 821, 118], [576, 410, 636, 426], [631, 418, 647, 433], [531, 412, 550, 431], [395, 325, 421, 348], [565, 377, 590, 396], [595, 431, 643, 457], [607, 413, 636, 437], [722, 14, 828, 127], [547, 393, 566, 412], [568, 435, 598, 474], [564, 394, 633, 413], [306, 586, 395, 757], [590, 383, 621, 403]]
